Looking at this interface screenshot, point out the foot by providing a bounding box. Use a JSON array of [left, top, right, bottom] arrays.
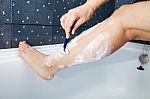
[[18, 41, 61, 80]]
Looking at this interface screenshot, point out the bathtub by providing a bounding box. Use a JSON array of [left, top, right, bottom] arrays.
[[0, 42, 150, 99]]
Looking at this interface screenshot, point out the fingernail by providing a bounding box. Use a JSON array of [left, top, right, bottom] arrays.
[[66, 35, 69, 39], [72, 30, 75, 35]]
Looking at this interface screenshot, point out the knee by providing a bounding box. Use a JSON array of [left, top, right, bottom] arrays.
[[112, 4, 130, 18], [109, 4, 131, 30]]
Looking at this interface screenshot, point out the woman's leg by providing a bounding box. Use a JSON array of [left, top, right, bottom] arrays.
[[112, 1, 150, 38], [19, 17, 129, 80], [19, 1, 150, 80], [126, 29, 150, 41]]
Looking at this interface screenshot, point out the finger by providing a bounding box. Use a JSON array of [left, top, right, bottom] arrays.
[[60, 21, 65, 30], [65, 28, 71, 38], [60, 14, 67, 29], [72, 18, 85, 34], [66, 15, 77, 35], [62, 14, 72, 38], [60, 18, 66, 29], [64, 17, 72, 38]]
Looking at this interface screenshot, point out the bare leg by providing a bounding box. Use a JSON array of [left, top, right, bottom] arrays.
[[19, 41, 60, 80], [19, 1, 150, 80], [126, 29, 150, 41], [19, 17, 128, 80], [112, 1, 150, 34]]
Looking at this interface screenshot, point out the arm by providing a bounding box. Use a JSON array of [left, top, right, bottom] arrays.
[[60, 0, 109, 38]]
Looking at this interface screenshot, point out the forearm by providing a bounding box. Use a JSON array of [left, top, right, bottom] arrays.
[[86, 0, 109, 11]]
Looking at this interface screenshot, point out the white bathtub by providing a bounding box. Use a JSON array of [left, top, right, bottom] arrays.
[[0, 43, 150, 99]]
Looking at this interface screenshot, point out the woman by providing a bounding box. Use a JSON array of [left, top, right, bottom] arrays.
[[19, 0, 150, 80]]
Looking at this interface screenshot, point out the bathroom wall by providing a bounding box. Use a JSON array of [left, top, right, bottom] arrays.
[[0, 0, 115, 49], [0, 0, 149, 49]]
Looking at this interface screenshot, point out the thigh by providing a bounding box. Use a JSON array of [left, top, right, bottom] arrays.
[[115, 1, 150, 32], [126, 29, 150, 41]]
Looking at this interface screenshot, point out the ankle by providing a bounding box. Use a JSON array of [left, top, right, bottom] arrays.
[[44, 55, 66, 69]]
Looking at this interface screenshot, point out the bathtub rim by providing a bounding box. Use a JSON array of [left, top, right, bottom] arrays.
[[0, 42, 149, 61]]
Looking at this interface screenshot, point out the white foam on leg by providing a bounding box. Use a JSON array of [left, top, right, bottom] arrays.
[[45, 21, 113, 69]]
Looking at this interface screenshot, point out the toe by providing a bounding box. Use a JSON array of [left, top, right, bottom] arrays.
[[19, 41, 31, 49], [19, 47, 25, 53], [19, 41, 33, 53], [19, 44, 25, 51], [19, 48, 25, 54], [22, 43, 30, 49], [19, 48, 26, 58], [19, 44, 28, 53], [23, 41, 31, 48]]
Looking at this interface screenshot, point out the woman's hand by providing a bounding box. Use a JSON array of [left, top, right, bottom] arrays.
[[60, 3, 96, 38]]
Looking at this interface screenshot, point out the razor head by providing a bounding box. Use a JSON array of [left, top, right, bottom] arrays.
[[63, 38, 70, 52], [63, 21, 76, 52]]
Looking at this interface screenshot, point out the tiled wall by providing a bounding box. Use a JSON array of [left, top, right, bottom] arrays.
[[0, 0, 115, 49], [115, 0, 137, 9], [0, 0, 149, 49]]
